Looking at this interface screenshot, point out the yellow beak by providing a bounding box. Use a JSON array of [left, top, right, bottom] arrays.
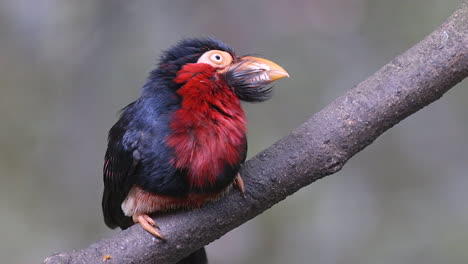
[[226, 56, 289, 84]]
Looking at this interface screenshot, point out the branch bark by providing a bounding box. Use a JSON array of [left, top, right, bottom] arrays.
[[44, 3, 468, 264]]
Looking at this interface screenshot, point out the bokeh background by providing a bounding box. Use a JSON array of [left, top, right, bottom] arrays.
[[1, 0, 467, 263]]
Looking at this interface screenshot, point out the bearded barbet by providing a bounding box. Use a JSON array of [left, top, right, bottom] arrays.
[[102, 37, 289, 264]]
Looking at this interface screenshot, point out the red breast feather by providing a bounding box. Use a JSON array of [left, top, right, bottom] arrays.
[[167, 63, 247, 188]]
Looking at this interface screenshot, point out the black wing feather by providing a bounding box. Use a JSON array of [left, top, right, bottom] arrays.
[[102, 107, 140, 229]]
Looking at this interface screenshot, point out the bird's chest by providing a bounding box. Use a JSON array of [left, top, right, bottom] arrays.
[[167, 91, 246, 189]]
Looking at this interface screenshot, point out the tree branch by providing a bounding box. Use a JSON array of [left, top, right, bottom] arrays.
[[44, 3, 468, 264]]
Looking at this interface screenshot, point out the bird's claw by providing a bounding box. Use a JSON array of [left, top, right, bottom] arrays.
[[234, 173, 245, 197], [134, 214, 164, 239]]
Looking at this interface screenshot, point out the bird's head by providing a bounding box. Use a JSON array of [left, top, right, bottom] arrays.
[[147, 37, 289, 102]]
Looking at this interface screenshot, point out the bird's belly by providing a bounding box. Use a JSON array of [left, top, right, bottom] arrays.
[[121, 185, 232, 216]]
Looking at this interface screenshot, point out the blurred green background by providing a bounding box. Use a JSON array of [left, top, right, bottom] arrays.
[[1, 0, 467, 263]]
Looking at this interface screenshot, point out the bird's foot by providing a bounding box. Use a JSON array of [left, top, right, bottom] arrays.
[[234, 173, 245, 197], [133, 214, 164, 239]]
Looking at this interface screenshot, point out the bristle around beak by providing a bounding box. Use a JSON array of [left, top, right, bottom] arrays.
[[228, 56, 289, 83], [224, 56, 289, 102]]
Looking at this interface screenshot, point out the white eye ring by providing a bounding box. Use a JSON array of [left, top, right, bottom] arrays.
[[210, 53, 223, 63], [197, 50, 232, 68]]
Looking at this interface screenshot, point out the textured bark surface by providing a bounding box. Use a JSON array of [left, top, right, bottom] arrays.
[[44, 3, 468, 264]]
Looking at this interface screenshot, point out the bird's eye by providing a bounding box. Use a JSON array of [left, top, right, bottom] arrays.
[[197, 50, 232, 68], [210, 53, 223, 63]]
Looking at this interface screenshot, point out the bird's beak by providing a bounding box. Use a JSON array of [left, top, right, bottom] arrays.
[[224, 56, 289, 85]]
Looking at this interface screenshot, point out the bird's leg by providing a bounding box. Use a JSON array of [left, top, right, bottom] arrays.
[[234, 173, 245, 197], [133, 214, 164, 239]]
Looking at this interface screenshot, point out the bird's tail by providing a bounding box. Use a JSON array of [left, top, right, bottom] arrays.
[[177, 247, 208, 264]]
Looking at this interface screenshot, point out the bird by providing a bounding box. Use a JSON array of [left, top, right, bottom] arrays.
[[102, 37, 289, 264]]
